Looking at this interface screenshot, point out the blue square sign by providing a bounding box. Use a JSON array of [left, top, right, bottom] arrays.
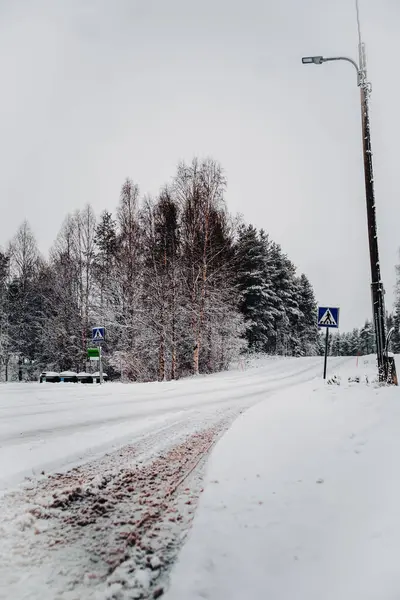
[[92, 327, 105, 343], [318, 307, 339, 328]]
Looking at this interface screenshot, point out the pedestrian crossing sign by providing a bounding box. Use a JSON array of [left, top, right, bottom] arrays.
[[92, 327, 105, 343], [318, 307, 339, 328]]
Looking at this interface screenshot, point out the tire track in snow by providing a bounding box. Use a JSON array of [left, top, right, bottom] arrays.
[[0, 409, 242, 600]]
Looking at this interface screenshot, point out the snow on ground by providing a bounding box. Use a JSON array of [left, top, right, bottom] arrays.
[[0, 355, 349, 599], [0, 355, 345, 491], [166, 355, 400, 600], [0, 354, 374, 599]]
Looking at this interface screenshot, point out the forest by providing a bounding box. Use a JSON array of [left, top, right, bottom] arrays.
[[1, 157, 387, 382]]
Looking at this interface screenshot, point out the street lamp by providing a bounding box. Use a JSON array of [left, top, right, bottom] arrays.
[[301, 47, 395, 384], [302, 56, 324, 65], [302, 55, 359, 72]]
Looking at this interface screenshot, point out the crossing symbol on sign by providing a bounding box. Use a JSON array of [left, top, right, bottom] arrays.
[[92, 327, 105, 342], [318, 307, 339, 328]]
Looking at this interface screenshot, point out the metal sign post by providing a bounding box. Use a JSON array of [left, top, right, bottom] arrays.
[[99, 345, 103, 385], [323, 328, 329, 380], [92, 327, 105, 385], [318, 307, 340, 380]]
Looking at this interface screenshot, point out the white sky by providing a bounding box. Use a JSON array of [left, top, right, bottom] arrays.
[[0, 0, 398, 331]]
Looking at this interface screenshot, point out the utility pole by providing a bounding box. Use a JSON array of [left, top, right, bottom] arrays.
[[301, 0, 393, 382], [358, 41, 387, 381]]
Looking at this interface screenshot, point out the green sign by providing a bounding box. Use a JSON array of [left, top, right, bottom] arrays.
[[87, 347, 100, 359]]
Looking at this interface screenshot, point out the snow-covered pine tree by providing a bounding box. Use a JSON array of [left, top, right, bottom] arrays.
[[296, 273, 319, 356], [258, 230, 281, 350], [348, 328, 361, 356], [235, 228, 319, 357], [235, 224, 273, 352], [360, 320, 375, 355], [339, 332, 351, 356], [267, 242, 301, 355], [330, 332, 341, 356]]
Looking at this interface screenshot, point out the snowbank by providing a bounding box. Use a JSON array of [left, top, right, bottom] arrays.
[[167, 368, 400, 600]]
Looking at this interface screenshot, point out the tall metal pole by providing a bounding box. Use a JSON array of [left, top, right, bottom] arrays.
[[356, 12, 387, 381], [301, 0, 392, 382], [359, 78, 387, 380]]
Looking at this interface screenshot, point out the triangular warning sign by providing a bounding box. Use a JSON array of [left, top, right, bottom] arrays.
[[319, 309, 337, 327], [93, 329, 104, 340]]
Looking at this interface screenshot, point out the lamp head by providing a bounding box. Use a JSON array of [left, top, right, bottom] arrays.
[[302, 56, 324, 65]]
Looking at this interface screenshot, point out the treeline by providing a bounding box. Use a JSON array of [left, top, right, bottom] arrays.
[[328, 303, 400, 359], [328, 320, 375, 356], [0, 158, 320, 382]]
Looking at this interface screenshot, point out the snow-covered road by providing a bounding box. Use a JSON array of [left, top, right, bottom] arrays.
[[0, 355, 353, 599], [0, 356, 347, 491]]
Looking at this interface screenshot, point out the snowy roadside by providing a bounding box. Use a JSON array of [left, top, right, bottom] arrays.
[[166, 358, 400, 600], [0, 355, 354, 598]]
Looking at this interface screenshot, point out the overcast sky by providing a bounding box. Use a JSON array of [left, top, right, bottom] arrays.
[[0, 0, 398, 331]]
